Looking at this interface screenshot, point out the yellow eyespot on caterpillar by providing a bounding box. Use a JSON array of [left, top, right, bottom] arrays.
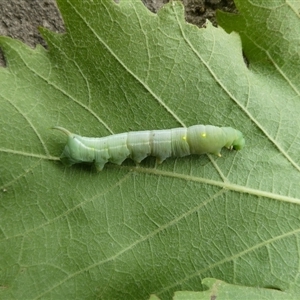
[[52, 125, 245, 171]]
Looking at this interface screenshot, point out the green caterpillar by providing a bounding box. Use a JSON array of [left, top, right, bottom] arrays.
[[53, 125, 245, 171]]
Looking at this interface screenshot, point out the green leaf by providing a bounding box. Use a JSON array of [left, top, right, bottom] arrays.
[[1, 0, 300, 299], [173, 278, 298, 300]]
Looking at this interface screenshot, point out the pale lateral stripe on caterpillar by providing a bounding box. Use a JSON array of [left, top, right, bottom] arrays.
[[52, 125, 245, 171]]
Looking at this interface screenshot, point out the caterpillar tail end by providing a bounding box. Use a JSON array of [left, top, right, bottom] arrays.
[[52, 126, 73, 136]]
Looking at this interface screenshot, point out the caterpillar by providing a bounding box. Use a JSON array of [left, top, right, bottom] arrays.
[[52, 125, 245, 171]]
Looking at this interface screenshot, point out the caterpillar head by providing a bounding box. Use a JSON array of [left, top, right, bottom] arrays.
[[232, 131, 245, 150]]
